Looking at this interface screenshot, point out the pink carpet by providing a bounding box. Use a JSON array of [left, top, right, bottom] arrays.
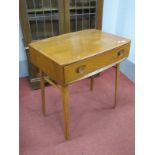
[[19, 68, 135, 155]]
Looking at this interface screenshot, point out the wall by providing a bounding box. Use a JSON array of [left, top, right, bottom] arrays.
[[103, 0, 135, 82], [19, 24, 28, 77]]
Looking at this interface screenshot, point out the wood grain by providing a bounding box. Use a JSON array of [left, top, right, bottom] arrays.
[[114, 63, 120, 108], [62, 85, 70, 140], [90, 77, 94, 91], [96, 0, 104, 30], [40, 70, 46, 116], [29, 46, 64, 85], [58, 0, 65, 34], [19, 0, 31, 46], [63, 0, 70, 33], [29, 29, 130, 85], [64, 43, 130, 83], [29, 29, 130, 66]]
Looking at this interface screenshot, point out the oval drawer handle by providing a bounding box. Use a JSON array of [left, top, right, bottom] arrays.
[[76, 65, 86, 74], [117, 50, 125, 57]]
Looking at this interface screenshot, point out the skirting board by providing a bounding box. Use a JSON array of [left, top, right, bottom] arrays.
[[120, 59, 135, 83], [19, 60, 28, 77]]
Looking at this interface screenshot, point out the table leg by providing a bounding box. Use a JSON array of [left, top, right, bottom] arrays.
[[40, 70, 46, 116], [62, 85, 70, 140], [90, 77, 94, 91], [114, 63, 120, 108]]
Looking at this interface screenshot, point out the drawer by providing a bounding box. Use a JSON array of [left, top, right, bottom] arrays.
[[64, 43, 130, 84]]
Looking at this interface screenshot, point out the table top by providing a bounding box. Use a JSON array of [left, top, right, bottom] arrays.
[[29, 29, 130, 66]]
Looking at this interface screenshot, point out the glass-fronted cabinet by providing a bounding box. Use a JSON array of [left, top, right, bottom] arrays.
[[20, 0, 103, 89], [69, 0, 97, 32], [26, 0, 61, 40]]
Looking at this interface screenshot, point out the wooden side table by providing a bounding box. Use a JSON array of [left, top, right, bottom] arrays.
[[29, 29, 130, 140]]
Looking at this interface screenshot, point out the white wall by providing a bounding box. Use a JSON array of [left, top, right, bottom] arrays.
[[19, 24, 27, 61], [19, 23, 28, 77], [103, 0, 120, 33]]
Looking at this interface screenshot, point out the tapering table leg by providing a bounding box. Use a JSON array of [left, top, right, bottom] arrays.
[[90, 77, 94, 91], [62, 85, 70, 140], [40, 70, 46, 116], [114, 63, 120, 108]]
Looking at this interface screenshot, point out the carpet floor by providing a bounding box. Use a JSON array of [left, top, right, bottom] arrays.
[[19, 68, 135, 155]]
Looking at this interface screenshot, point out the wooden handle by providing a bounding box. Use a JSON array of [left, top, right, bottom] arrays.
[[76, 65, 86, 74], [117, 50, 125, 57]]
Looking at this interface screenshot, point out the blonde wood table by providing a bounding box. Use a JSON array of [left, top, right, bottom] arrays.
[[29, 29, 130, 140]]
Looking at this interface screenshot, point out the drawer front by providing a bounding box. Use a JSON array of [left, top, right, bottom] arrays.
[[64, 43, 130, 84]]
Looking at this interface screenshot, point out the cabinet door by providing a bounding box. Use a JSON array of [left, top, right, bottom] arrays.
[[20, 0, 64, 45], [67, 0, 103, 32]]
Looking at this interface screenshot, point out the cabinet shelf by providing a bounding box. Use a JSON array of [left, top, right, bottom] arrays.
[[28, 15, 59, 21], [70, 6, 96, 10], [27, 7, 58, 13], [27, 6, 96, 13]]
